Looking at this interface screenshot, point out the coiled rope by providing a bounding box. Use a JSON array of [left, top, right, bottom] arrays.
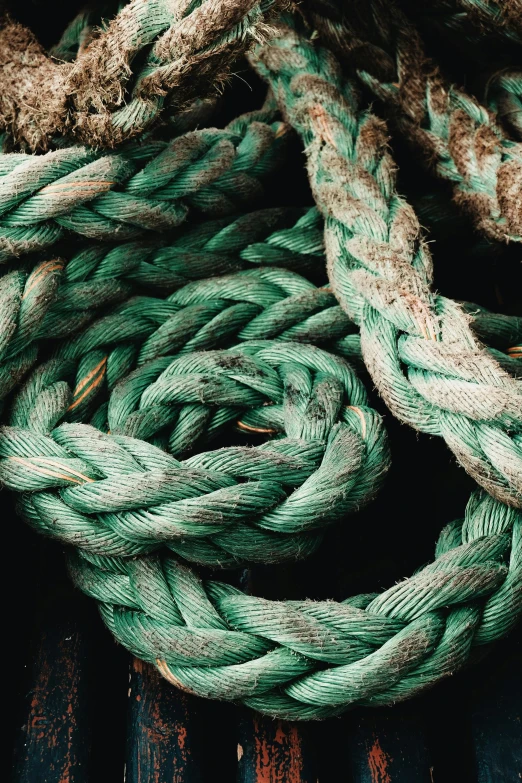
[[0, 3, 520, 720]]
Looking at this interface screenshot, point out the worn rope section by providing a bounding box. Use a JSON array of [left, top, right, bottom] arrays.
[[249, 18, 522, 507], [0, 103, 288, 261], [63, 488, 520, 719], [0, 0, 280, 150], [305, 0, 522, 243]]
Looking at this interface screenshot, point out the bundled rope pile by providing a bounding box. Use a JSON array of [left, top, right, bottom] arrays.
[[0, 1, 520, 719]]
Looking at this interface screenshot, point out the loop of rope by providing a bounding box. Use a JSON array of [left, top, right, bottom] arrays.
[[249, 19, 522, 508], [0, 3, 520, 720]]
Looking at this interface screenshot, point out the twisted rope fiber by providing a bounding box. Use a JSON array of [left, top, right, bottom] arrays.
[[305, 0, 522, 244], [1, 336, 389, 566], [249, 19, 522, 508], [0, 0, 280, 150], [0, 207, 328, 403], [487, 69, 522, 140], [0, 103, 289, 262], [6, 263, 365, 427]]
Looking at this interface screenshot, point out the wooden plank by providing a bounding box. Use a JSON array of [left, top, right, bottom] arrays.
[[237, 713, 316, 783], [342, 704, 434, 783], [125, 657, 203, 783], [12, 618, 90, 783]]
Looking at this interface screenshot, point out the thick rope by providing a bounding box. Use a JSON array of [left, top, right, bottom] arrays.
[[0, 207, 325, 402], [487, 69, 522, 140], [0, 0, 279, 150], [305, 0, 522, 244], [0, 104, 288, 261], [59, 487, 520, 719], [249, 19, 522, 508], [0, 339, 389, 565]]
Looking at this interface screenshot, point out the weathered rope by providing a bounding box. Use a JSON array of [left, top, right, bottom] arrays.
[[1, 339, 389, 566], [0, 104, 288, 261], [305, 0, 522, 243], [0, 207, 326, 402], [487, 69, 522, 140], [0, 0, 279, 150], [60, 487, 520, 719], [249, 19, 522, 508]]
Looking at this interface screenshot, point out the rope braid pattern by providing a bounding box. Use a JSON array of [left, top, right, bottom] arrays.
[[421, 0, 522, 42], [249, 20, 522, 509], [1, 275, 519, 718], [0, 207, 326, 403], [0, 0, 280, 150], [0, 105, 288, 262], [305, 0, 522, 244]]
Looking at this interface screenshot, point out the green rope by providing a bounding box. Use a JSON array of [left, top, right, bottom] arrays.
[[0, 105, 288, 261], [1, 339, 388, 566], [250, 18, 522, 507], [62, 487, 520, 719], [0, 2, 520, 723]]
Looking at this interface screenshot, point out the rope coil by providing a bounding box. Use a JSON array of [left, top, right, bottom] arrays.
[[0, 2, 520, 721]]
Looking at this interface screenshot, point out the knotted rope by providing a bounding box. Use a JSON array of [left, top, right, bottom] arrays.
[[0, 0, 280, 149], [249, 19, 522, 507], [305, 0, 522, 243], [0, 104, 288, 261]]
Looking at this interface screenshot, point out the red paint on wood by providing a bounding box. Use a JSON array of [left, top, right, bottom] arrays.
[[367, 737, 392, 783], [251, 719, 305, 783]]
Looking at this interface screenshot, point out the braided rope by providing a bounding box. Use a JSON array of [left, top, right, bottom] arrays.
[[0, 207, 325, 402], [249, 20, 522, 508], [0, 0, 278, 149], [0, 105, 288, 261], [1, 338, 388, 566], [305, 0, 522, 244], [487, 69, 522, 140], [60, 487, 520, 719]]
